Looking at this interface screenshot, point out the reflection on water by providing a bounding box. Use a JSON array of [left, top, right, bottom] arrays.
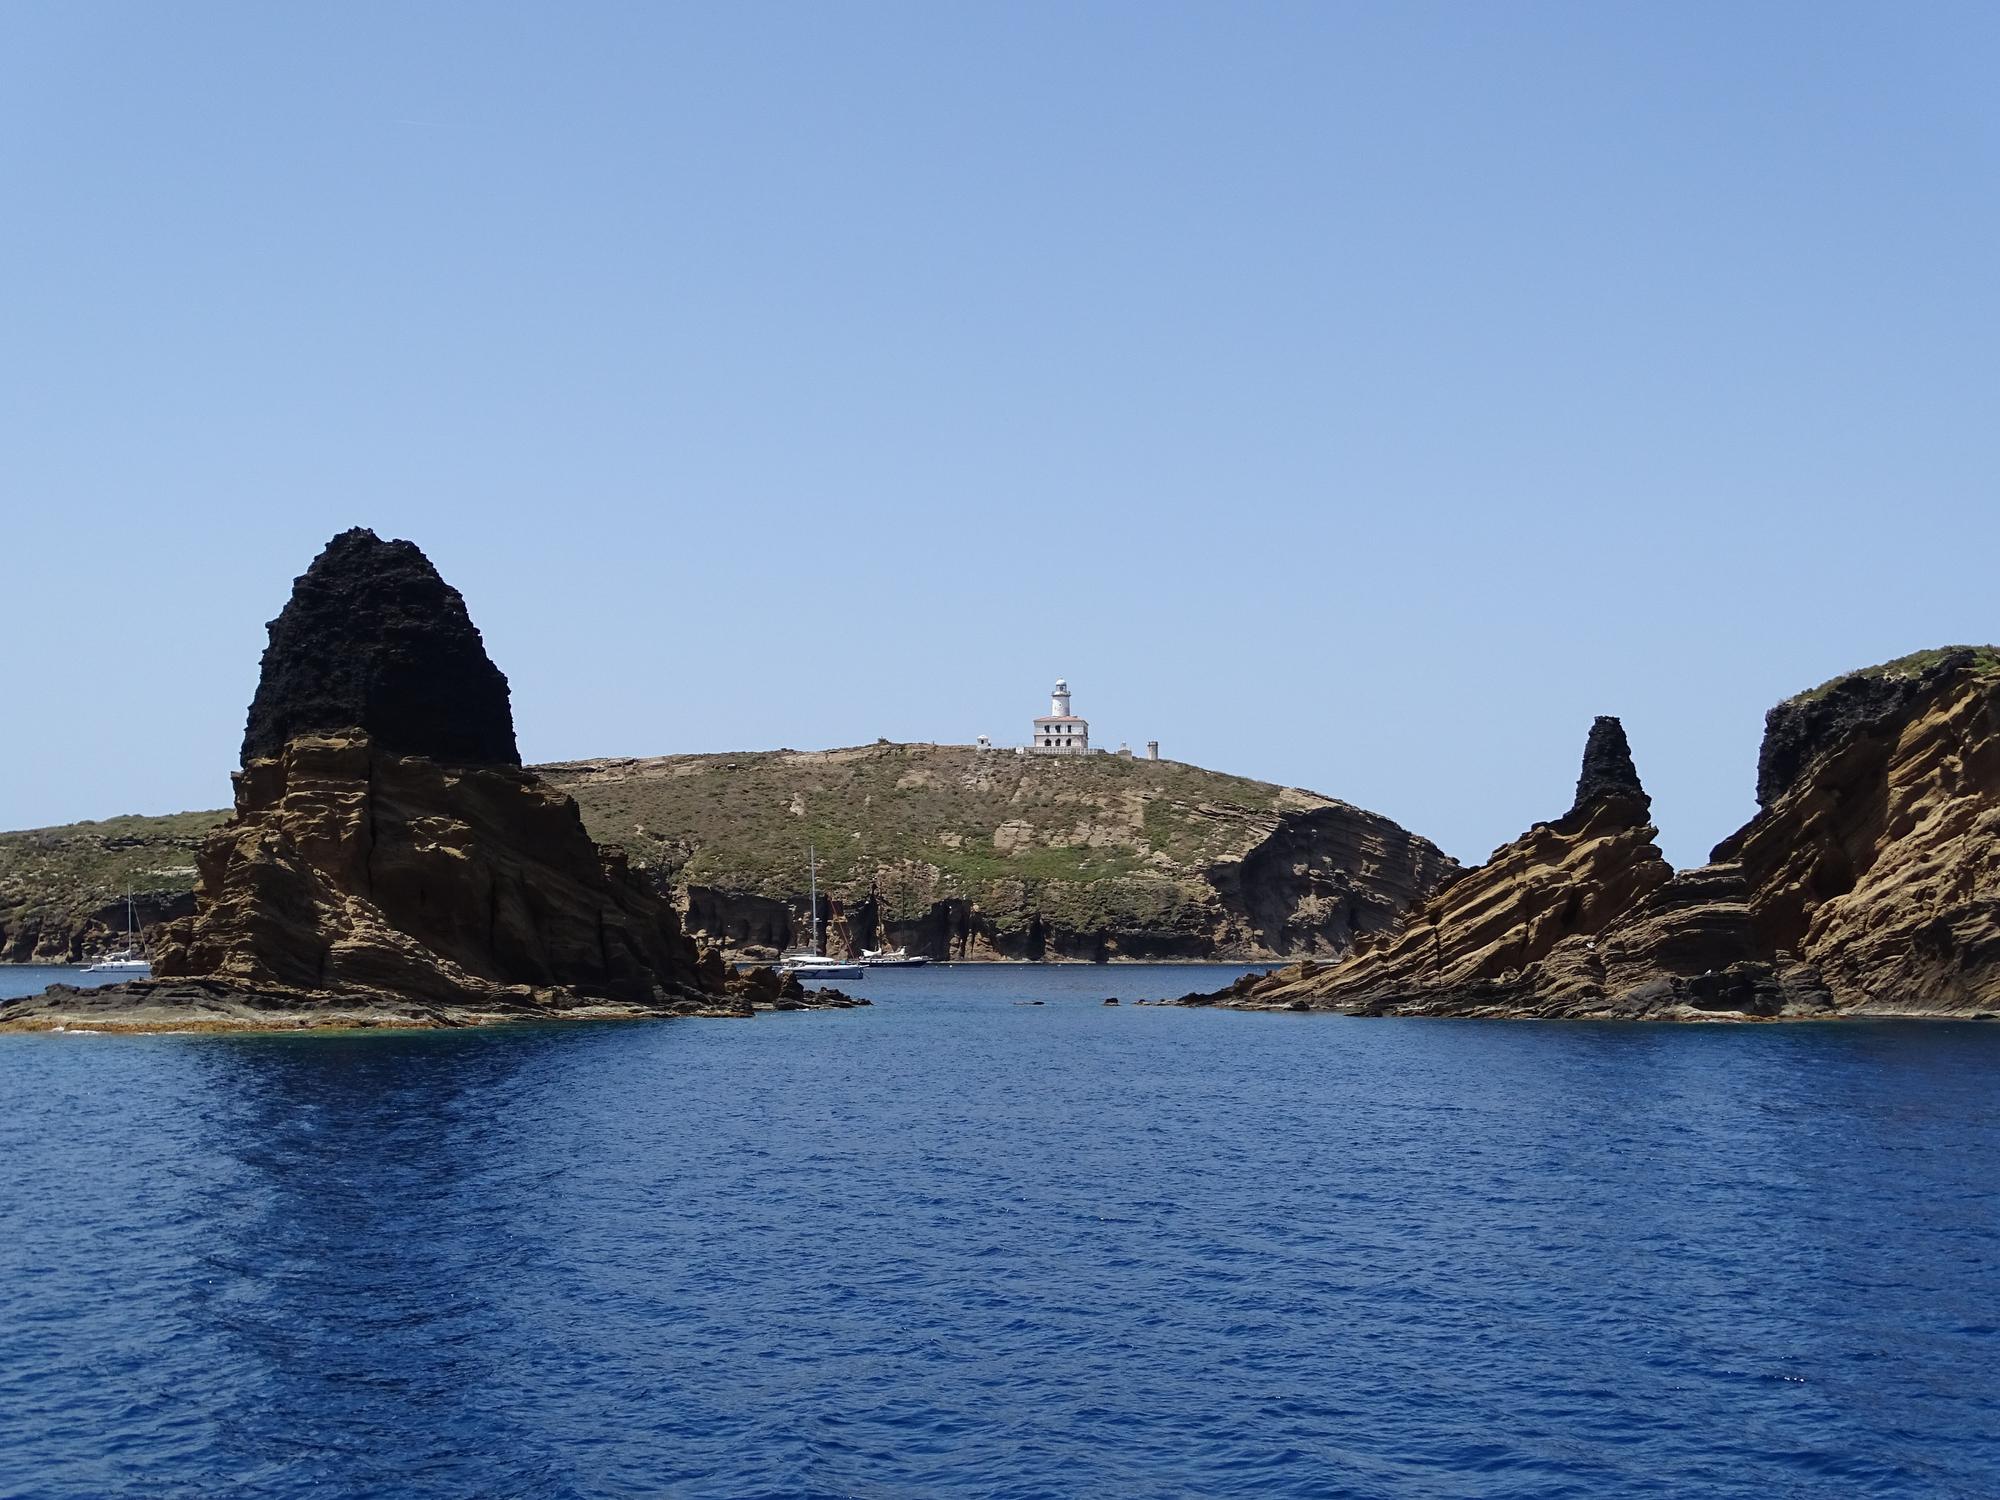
[[3, 966, 1998, 1498]]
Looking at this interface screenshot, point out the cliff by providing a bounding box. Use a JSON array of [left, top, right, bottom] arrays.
[[540, 744, 1457, 962], [1198, 648, 2000, 1020], [1, 746, 1455, 966], [0, 813, 210, 962], [1, 530, 840, 1031]]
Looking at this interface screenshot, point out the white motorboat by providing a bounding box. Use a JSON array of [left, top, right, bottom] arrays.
[[779, 846, 864, 980], [81, 895, 151, 974], [860, 947, 929, 967]]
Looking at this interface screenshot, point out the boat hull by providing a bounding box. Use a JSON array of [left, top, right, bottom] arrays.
[[780, 963, 864, 980]]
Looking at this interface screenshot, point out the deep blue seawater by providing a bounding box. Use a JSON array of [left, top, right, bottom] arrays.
[[3, 961, 1998, 1499]]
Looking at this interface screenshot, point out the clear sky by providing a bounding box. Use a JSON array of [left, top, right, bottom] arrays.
[[3, 2, 1995, 867]]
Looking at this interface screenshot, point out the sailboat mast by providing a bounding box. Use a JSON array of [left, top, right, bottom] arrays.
[[809, 844, 820, 956]]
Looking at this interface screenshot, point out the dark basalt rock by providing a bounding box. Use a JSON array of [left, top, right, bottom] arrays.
[[1568, 715, 1647, 820], [1755, 649, 1978, 809], [241, 527, 519, 768]]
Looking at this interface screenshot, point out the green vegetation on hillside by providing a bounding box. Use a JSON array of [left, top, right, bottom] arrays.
[[542, 743, 1332, 924], [1785, 645, 2000, 707], [3, 743, 1428, 958], [0, 810, 226, 901]]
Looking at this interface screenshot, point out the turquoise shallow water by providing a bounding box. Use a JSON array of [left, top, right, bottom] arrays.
[[2, 962, 1998, 1498]]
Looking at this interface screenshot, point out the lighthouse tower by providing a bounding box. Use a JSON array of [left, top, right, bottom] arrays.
[[1031, 678, 1090, 754]]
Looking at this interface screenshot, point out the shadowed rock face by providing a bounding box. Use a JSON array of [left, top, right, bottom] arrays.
[[1755, 648, 1987, 809], [1570, 716, 1645, 820], [241, 527, 519, 768]]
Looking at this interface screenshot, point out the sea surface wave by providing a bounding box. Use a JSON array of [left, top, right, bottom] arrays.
[[3, 963, 1997, 1498]]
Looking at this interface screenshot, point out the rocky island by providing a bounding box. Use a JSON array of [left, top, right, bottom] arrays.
[[5, 747, 1456, 973], [1193, 647, 2000, 1020], [0, 530, 855, 1031]]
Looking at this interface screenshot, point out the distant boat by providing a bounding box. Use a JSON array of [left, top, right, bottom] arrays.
[[779, 846, 863, 981], [81, 895, 150, 975], [860, 947, 929, 967]]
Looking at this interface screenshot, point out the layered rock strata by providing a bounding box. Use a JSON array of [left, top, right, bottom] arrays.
[[1197, 652, 2000, 1021], [1197, 718, 1675, 1015], [2, 530, 858, 1031]]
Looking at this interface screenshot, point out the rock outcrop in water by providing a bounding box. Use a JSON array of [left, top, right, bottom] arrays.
[[3, 745, 1455, 969], [1194, 650, 2000, 1021], [1, 530, 861, 1030], [1194, 718, 1674, 1015]]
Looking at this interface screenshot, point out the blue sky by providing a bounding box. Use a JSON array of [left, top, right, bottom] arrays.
[[3, 2, 1995, 866]]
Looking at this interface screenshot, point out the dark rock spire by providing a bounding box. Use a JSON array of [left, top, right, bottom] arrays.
[[1568, 715, 1647, 819], [240, 528, 520, 767]]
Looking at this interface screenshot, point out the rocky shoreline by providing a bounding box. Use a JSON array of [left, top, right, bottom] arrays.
[[0, 972, 866, 1034], [1181, 649, 2000, 1022], [0, 530, 864, 1035]]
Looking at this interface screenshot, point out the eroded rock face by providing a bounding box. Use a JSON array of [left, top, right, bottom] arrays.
[[4, 530, 747, 1027], [148, 730, 716, 1011], [1203, 656, 2000, 1021], [1570, 715, 1645, 818], [1722, 662, 2000, 1014], [241, 527, 519, 767], [1208, 719, 1673, 1014]]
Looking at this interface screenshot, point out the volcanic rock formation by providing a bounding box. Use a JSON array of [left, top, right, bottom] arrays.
[[241, 528, 519, 767], [1197, 649, 2000, 1020], [2, 530, 847, 1029], [1196, 717, 1674, 1015]]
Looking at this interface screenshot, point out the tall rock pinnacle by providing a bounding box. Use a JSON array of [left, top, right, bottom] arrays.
[[240, 528, 520, 767], [1568, 715, 1647, 820]]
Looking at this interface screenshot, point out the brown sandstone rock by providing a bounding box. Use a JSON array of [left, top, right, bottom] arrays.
[[1219, 718, 1673, 1015], [1206, 652, 2000, 1022], [2, 529, 755, 1030]]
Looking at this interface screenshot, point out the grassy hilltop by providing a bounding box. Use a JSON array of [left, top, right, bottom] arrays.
[[541, 742, 1452, 959], [2, 742, 1453, 962], [0, 810, 221, 961]]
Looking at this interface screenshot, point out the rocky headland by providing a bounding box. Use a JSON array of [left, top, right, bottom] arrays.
[[1, 530, 857, 1032], [6, 750, 1457, 970], [1192, 647, 2000, 1021], [543, 745, 1456, 963]]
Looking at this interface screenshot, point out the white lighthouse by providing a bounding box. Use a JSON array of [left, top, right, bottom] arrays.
[[1030, 678, 1091, 754]]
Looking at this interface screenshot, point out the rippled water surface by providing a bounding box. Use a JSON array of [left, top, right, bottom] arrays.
[[3, 962, 1998, 1498]]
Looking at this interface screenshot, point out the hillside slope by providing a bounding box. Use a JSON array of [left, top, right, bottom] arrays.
[[3, 745, 1454, 964], [0, 813, 217, 962], [541, 743, 1455, 961]]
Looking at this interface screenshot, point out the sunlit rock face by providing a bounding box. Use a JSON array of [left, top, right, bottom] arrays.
[[1197, 653, 2000, 1020], [145, 529, 727, 1018]]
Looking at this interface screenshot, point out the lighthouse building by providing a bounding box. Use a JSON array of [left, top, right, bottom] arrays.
[[1031, 679, 1092, 754]]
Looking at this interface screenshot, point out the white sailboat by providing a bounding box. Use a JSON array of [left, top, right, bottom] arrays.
[[81, 894, 150, 975], [860, 946, 929, 967], [778, 846, 863, 980]]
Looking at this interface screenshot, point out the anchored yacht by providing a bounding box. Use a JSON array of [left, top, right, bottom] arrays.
[[778, 846, 863, 980]]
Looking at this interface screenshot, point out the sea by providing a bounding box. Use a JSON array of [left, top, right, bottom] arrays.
[[2, 961, 1997, 1499]]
